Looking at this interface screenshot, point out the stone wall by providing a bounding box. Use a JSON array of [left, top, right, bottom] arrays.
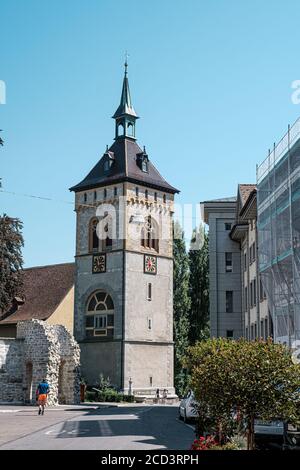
[[0, 338, 24, 403], [0, 320, 80, 405]]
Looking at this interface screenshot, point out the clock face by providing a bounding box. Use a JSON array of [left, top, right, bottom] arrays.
[[92, 254, 106, 274], [144, 255, 157, 275]]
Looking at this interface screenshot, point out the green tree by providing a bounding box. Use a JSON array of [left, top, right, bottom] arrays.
[[189, 226, 209, 344], [173, 221, 191, 396], [185, 338, 300, 450], [0, 215, 24, 315]]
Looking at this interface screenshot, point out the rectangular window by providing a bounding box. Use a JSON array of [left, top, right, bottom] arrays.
[[251, 324, 254, 340], [226, 291, 233, 313], [250, 282, 253, 308], [226, 330, 234, 339], [145, 189, 148, 200], [265, 318, 268, 339], [244, 287, 248, 311], [136, 187, 139, 197], [104, 188, 107, 199], [225, 252, 233, 272], [94, 315, 107, 329], [147, 283, 152, 301], [259, 279, 263, 302], [149, 376, 153, 386], [148, 318, 152, 330], [253, 278, 256, 306], [245, 326, 248, 340], [225, 223, 232, 231], [114, 187, 117, 196], [253, 242, 256, 261], [244, 252, 247, 271], [254, 323, 257, 338], [260, 320, 264, 339], [154, 192, 157, 202]]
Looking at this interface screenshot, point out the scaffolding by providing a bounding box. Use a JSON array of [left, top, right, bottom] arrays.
[[257, 118, 300, 348]]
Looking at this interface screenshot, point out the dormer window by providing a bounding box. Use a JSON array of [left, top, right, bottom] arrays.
[[103, 151, 114, 173], [137, 150, 149, 173], [142, 159, 148, 172]]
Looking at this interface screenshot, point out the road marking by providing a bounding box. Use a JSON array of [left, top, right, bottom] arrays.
[[0, 410, 21, 413]]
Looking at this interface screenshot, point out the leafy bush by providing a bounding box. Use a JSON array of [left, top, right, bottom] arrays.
[[122, 394, 135, 403], [96, 388, 123, 402], [85, 390, 97, 402], [191, 436, 218, 450]]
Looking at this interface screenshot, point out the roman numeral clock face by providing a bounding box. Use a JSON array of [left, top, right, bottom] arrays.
[[144, 255, 157, 275], [92, 254, 106, 274]]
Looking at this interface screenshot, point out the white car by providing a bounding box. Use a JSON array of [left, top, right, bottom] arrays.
[[178, 390, 199, 423]]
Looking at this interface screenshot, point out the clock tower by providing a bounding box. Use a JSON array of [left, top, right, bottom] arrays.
[[70, 63, 179, 397]]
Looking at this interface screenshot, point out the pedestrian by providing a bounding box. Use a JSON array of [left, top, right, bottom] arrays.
[[162, 389, 168, 404], [36, 378, 50, 415], [155, 388, 160, 404]]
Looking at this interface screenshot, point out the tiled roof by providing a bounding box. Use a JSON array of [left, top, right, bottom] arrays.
[[69, 138, 179, 194], [0, 263, 75, 325], [239, 184, 257, 206]]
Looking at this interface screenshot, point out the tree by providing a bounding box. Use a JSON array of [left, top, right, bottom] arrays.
[[188, 226, 209, 344], [185, 338, 300, 450], [173, 221, 191, 396], [0, 215, 24, 315]]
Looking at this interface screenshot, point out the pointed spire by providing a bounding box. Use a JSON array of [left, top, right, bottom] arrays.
[[113, 60, 138, 119]]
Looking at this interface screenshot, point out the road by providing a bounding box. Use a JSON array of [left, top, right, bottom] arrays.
[[0, 404, 195, 450]]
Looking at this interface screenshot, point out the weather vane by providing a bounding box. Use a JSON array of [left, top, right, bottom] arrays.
[[124, 51, 129, 74]]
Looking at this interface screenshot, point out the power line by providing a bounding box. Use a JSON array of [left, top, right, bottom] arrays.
[[0, 188, 203, 220]]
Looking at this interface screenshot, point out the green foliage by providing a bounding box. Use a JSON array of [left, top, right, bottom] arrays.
[[0, 215, 24, 314], [173, 221, 191, 396], [98, 373, 111, 390], [97, 388, 122, 402], [185, 338, 300, 449], [189, 227, 209, 344]]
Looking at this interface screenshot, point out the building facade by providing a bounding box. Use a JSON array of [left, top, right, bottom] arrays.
[[257, 118, 300, 347], [70, 63, 178, 396], [230, 185, 271, 340], [201, 197, 243, 339]]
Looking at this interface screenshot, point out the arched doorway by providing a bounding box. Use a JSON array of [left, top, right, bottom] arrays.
[[58, 360, 66, 404], [25, 362, 33, 404]]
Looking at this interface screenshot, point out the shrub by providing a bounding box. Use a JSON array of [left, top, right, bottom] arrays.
[[85, 390, 97, 402], [191, 435, 218, 450]]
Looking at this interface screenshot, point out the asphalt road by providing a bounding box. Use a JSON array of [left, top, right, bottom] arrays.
[[0, 404, 195, 450]]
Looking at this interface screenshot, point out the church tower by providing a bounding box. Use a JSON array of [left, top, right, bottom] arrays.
[[70, 63, 179, 397]]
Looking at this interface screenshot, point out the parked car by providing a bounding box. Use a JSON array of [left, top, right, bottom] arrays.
[[179, 390, 199, 423], [254, 419, 284, 449]]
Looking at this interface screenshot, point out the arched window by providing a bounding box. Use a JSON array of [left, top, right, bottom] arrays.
[[141, 216, 159, 252], [117, 123, 124, 137], [85, 291, 114, 338], [127, 122, 134, 137], [89, 218, 99, 252]]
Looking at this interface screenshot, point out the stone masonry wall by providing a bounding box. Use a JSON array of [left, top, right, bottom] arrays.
[[0, 338, 24, 403], [0, 320, 81, 405]]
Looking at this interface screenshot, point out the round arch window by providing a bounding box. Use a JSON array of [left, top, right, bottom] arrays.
[[86, 291, 114, 338]]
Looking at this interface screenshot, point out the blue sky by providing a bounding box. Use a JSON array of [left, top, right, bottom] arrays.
[[1, 0, 300, 267]]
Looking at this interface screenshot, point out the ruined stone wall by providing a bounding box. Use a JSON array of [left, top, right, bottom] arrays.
[[0, 338, 24, 402], [0, 320, 81, 405]]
